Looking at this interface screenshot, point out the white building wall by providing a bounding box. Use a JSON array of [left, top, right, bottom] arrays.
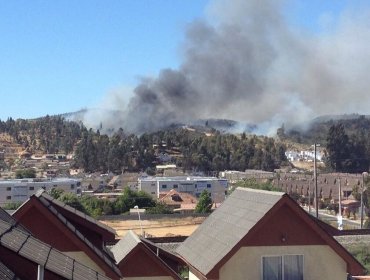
[[0, 178, 81, 206], [138, 177, 228, 203]]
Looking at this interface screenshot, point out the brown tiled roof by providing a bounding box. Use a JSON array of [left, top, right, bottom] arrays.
[[159, 189, 198, 205]]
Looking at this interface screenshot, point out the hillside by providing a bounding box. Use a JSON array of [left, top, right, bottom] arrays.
[[283, 114, 370, 145]]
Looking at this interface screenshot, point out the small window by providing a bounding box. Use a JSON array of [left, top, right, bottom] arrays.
[[29, 186, 34, 190], [173, 184, 178, 189], [6, 187, 11, 191], [6, 196, 11, 200], [207, 184, 211, 188], [151, 192, 155, 195], [162, 184, 167, 189], [195, 184, 197, 189], [70, 184, 75, 190]]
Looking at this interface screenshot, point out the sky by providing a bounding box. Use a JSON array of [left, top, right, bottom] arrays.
[[0, 0, 368, 121]]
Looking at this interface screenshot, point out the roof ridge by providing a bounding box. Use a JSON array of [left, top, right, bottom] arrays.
[[39, 191, 116, 235], [0, 219, 112, 280], [235, 187, 285, 196], [36, 195, 121, 277]]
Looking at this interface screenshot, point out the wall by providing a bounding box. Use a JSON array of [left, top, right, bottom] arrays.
[[65, 251, 105, 275], [189, 271, 201, 280], [219, 245, 347, 280]]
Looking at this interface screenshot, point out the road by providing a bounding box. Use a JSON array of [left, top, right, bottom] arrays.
[[304, 206, 362, 229]]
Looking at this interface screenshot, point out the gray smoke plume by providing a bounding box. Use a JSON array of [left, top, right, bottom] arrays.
[[84, 0, 370, 135]]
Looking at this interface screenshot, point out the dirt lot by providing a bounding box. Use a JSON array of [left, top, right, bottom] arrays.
[[100, 216, 206, 238]]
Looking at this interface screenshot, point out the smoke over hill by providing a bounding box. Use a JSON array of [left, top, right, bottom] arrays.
[[81, 0, 370, 135]]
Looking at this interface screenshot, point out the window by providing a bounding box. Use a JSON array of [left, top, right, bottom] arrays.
[[70, 184, 75, 190], [207, 184, 211, 188], [173, 184, 178, 189], [6, 187, 11, 191], [262, 255, 303, 280], [29, 186, 34, 190], [6, 196, 11, 200], [162, 184, 167, 189]]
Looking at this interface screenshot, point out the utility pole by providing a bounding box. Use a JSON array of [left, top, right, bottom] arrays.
[[338, 178, 343, 230], [314, 143, 319, 218], [361, 172, 368, 229]]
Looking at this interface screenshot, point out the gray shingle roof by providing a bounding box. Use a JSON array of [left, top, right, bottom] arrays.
[[110, 230, 140, 263], [29, 191, 121, 277], [0, 261, 20, 280], [176, 188, 284, 276], [0, 208, 29, 234], [0, 219, 112, 280]]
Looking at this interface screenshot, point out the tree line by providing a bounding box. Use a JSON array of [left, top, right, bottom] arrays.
[[0, 116, 83, 154], [0, 116, 289, 173], [325, 123, 370, 173], [72, 128, 289, 173]]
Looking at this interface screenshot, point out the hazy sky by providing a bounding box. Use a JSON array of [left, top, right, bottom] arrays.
[[0, 0, 367, 120]]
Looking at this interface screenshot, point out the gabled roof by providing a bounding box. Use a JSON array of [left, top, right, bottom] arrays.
[[177, 188, 283, 276], [12, 191, 121, 279], [34, 190, 116, 237], [176, 187, 364, 278], [110, 230, 181, 279], [0, 218, 111, 280], [110, 230, 140, 264], [159, 189, 198, 205]]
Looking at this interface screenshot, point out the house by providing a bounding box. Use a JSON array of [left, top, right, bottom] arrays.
[[0, 207, 112, 280], [176, 188, 364, 280], [110, 230, 182, 279], [12, 189, 121, 279], [159, 189, 198, 211]]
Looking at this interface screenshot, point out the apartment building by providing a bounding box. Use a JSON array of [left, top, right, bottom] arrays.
[[138, 176, 228, 203], [0, 177, 81, 206]]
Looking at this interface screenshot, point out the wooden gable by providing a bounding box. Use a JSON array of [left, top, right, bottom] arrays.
[[117, 243, 180, 279], [12, 196, 121, 280]]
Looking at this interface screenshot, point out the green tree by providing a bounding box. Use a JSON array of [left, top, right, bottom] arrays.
[[59, 192, 85, 212], [326, 124, 350, 172], [195, 190, 213, 213], [15, 168, 36, 179], [146, 202, 173, 214]]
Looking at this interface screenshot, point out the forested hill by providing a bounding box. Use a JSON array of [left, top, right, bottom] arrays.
[[0, 116, 83, 154], [0, 116, 288, 173], [281, 114, 370, 145]]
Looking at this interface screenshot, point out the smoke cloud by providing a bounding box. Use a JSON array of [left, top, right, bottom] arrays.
[[83, 0, 370, 134]]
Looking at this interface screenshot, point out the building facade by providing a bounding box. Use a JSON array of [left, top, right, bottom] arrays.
[[0, 178, 81, 206], [138, 176, 228, 203]]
